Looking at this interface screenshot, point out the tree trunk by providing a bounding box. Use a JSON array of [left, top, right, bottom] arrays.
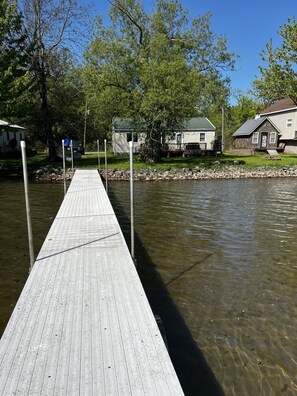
[[140, 137, 162, 162], [36, 54, 56, 159]]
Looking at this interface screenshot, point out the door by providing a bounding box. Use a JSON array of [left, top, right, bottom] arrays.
[[261, 132, 268, 148], [176, 133, 182, 149]]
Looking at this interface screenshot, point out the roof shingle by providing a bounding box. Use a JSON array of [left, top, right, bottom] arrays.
[[260, 98, 297, 115]]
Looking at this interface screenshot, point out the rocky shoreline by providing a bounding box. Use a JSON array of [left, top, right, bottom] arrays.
[[107, 166, 297, 181], [1, 164, 297, 182]]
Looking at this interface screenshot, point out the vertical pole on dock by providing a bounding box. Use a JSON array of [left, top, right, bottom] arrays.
[[104, 139, 108, 193], [129, 141, 135, 260], [70, 139, 74, 171], [20, 141, 35, 271], [62, 140, 66, 195], [221, 106, 224, 153], [97, 139, 100, 171]]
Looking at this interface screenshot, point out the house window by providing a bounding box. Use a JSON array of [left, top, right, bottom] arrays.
[[252, 132, 259, 144], [126, 133, 138, 142], [295, 131, 297, 139], [269, 132, 276, 144], [200, 133, 205, 142], [286, 119, 293, 128]]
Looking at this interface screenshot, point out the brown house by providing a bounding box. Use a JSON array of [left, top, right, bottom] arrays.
[[233, 117, 281, 152]]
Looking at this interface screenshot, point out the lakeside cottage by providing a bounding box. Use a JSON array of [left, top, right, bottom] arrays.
[[112, 117, 217, 155], [232, 117, 281, 152], [0, 120, 26, 154], [233, 98, 297, 153]]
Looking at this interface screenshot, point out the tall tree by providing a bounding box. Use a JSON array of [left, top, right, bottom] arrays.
[[20, 0, 91, 157], [84, 0, 237, 161], [0, 0, 29, 117], [254, 17, 297, 105]]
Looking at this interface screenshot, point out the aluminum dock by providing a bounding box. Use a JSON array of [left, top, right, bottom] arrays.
[[0, 169, 183, 395]]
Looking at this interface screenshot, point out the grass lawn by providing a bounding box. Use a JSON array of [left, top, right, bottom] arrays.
[[1, 151, 297, 171]]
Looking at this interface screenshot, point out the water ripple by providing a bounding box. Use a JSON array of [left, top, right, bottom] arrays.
[[110, 178, 297, 396]]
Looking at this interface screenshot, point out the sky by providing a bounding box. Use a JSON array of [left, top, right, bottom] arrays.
[[85, 0, 297, 103]]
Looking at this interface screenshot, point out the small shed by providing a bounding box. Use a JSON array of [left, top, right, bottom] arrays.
[[233, 117, 281, 152]]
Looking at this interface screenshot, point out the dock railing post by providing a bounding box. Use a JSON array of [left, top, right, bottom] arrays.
[[20, 141, 35, 271], [70, 139, 74, 171], [129, 141, 135, 260], [97, 139, 100, 171], [62, 139, 66, 195], [104, 139, 108, 193]]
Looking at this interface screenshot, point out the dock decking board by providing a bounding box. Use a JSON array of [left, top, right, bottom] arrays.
[[0, 169, 184, 395]]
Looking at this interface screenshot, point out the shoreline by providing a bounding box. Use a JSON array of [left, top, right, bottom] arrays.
[[1, 164, 297, 182]]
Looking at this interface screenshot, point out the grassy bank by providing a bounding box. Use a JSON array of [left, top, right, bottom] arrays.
[[1, 151, 297, 171]]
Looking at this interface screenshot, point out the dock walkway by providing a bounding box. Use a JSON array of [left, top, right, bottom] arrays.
[[0, 169, 183, 395]]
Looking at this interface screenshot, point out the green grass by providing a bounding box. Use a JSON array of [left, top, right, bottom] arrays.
[[1, 151, 297, 171]]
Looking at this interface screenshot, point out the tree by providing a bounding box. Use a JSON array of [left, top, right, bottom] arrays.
[[19, 0, 91, 158], [254, 17, 297, 105], [0, 0, 29, 117], [83, 0, 237, 161]]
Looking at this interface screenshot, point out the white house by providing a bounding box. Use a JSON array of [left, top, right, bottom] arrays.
[[112, 117, 216, 155], [259, 98, 297, 154], [0, 120, 26, 153]]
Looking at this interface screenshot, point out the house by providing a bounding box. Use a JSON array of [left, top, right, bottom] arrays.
[[112, 117, 217, 155], [259, 98, 297, 154], [233, 117, 281, 152], [0, 120, 26, 153]]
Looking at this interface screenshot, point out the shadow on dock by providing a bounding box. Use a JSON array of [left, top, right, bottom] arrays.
[[108, 188, 225, 396]]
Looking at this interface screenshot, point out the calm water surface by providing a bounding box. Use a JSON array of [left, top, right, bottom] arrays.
[[0, 181, 64, 337], [108, 178, 297, 396], [0, 178, 296, 395]]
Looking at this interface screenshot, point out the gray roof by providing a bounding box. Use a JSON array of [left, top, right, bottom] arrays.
[[233, 117, 269, 137], [113, 118, 146, 132], [113, 117, 216, 132]]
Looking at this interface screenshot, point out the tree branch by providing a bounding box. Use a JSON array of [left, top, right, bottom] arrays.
[[107, 0, 143, 45]]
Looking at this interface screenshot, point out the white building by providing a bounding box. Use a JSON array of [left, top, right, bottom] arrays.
[[112, 117, 216, 155], [0, 120, 26, 153]]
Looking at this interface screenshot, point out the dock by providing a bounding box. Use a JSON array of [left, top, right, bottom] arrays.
[[0, 169, 183, 395]]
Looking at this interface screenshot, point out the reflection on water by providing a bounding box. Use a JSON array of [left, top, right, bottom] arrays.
[[1, 178, 297, 395], [109, 178, 297, 396]]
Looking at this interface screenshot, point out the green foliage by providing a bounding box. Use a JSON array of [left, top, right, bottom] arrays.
[[83, 0, 237, 161], [254, 17, 297, 104], [0, 0, 30, 117]]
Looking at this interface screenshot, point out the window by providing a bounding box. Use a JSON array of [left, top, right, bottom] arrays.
[[269, 132, 277, 144], [294, 131, 297, 139], [252, 132, 259, 144], [126, 133, 138, 143], [200, 133, 205, 142], [286, 119, 293, 128]]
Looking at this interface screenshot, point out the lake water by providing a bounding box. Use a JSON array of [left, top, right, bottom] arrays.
[[0, 177, 296, 395]]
